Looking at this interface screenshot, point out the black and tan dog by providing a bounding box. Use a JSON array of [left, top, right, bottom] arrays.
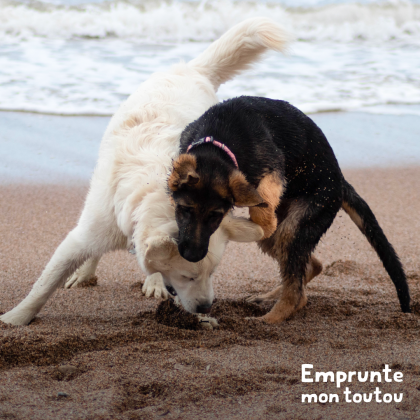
[[168, 96, 410, 323]]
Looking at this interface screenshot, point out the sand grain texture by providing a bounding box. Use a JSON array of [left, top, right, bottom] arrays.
[[0, 167, 419, 420]]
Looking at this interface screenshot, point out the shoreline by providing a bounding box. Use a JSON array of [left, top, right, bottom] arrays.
[[1, 110, 419, 186]]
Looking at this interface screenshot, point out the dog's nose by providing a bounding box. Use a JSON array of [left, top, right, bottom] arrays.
[[178, 244, 207, 263], [196, 303, 213, 314]]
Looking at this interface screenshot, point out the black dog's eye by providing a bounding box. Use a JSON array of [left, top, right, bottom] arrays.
[[178, 205, 193, 213]]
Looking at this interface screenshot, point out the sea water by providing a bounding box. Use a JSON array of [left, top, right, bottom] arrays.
[[1, 0, 420, 116]]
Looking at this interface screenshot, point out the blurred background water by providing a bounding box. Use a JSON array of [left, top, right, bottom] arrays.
[[1, 0, 419, 116]]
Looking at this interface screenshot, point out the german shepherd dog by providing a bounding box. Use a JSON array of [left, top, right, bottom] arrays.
[[168, 96, 411, 323]]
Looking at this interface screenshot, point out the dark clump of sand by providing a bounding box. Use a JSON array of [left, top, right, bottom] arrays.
[[155, 300, 201, 331], [0, 167, 420, 420]]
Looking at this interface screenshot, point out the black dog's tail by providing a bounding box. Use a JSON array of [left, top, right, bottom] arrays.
[[341, 179, 410, 313]]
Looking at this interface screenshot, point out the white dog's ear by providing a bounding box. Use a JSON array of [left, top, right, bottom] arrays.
[[221, 216, 264, 242], [145, 236, 179, 261]]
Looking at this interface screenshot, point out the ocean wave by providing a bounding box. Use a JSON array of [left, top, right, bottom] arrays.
[[3, 102, 420, 117], [1, 0, 420, 116], [1, 0, 420, 43], [2, 90, 420, 117]]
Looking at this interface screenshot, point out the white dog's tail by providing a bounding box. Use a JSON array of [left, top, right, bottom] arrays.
[[188, 17, 291, 91]]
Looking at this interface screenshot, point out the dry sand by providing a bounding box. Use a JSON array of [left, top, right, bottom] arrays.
[[0, 167, 419, 420]]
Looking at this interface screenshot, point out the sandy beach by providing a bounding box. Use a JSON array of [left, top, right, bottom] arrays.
[[0, 112, 420, 419]]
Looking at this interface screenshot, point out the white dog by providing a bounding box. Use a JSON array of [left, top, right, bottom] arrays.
[[1, 18, 290, 326]]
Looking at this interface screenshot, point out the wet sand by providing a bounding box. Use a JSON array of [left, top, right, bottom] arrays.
[[0, 166, 419, 420]]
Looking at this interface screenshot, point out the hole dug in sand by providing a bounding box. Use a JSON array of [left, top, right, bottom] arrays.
[[154, 299, 269, 333], [155, 300, 201, 330], [155, 299, 218, 331]]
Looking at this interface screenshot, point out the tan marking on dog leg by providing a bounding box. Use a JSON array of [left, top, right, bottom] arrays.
[[258, 282, 303, 324], [253, 256, 317, 313], [287, 200, 309, 226], [253, 199, 310, 323], [249, 173, 283, 238], [296, 288, 308, 311], [258, 200, 307, 257], [257, 173, 284, 208], [249, 207, 277, 239], [252, 256, 316, 313], [304, 255, 323, 285], [257, 200, 309, 265]]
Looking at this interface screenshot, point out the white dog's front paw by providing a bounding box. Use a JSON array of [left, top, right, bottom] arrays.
[[197, 314, 219, 330], [0, 308, 35, 326], [142, 273, 171, 300]]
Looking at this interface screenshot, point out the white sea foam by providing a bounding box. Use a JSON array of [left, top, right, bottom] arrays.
[[0, 0, 419, 115], [1, 0, 419, 42]]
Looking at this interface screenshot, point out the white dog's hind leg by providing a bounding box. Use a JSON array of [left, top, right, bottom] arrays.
[[142, 272, 170, 300], [0, 227, 102, 326], [65, 257, 100, 289]]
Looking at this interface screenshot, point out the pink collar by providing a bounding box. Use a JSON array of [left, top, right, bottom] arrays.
[[186, 136, 238, 168]]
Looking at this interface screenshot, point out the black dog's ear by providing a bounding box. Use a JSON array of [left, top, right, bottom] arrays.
[[168, 154, 200, 191], [229, 170, 264, 207]]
